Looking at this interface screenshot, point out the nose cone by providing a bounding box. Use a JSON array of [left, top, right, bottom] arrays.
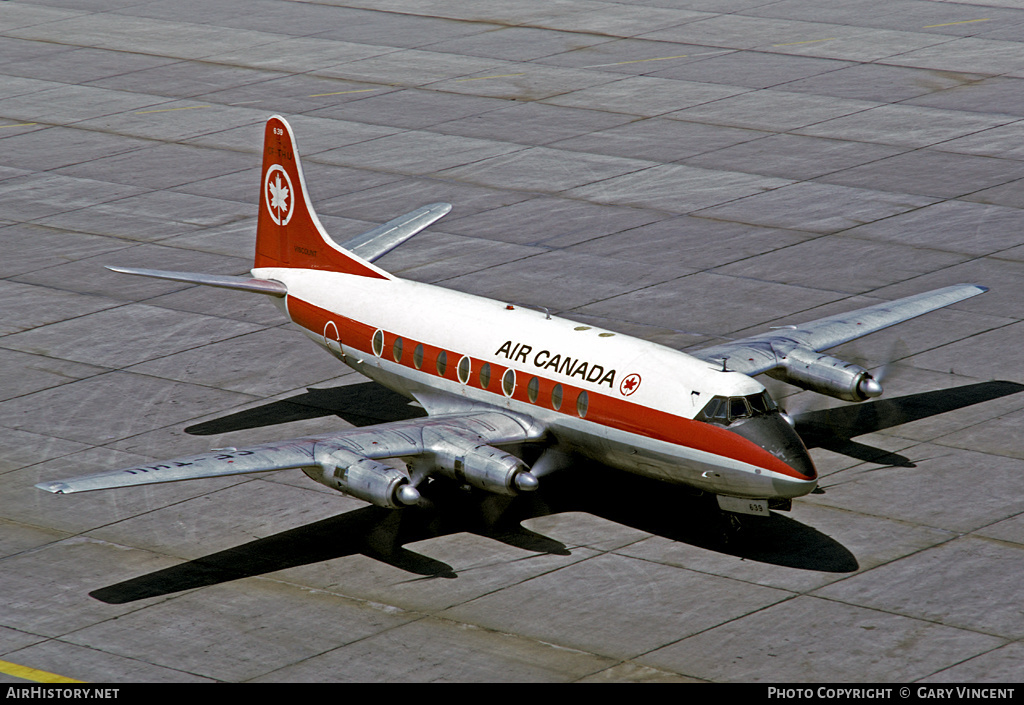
[[728, 412, 818, 496]]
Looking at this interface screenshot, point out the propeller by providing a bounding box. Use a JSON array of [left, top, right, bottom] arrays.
[[767, 337, 909, 430], [857, 336, 910, 399], [530, 447, 575, 478], [786, 337, 912, 459]]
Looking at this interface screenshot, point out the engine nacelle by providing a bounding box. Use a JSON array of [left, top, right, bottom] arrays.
[[430, 435, 538, 496], [766, 347, 883, 402], [305, 445, 420, 509]]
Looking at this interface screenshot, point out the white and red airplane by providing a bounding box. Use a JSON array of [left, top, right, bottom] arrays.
[[36, 116, 987, 524]]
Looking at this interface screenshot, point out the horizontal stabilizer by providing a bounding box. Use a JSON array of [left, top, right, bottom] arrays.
[[107, 266, 287, 297], [341, 202, 452, 262]]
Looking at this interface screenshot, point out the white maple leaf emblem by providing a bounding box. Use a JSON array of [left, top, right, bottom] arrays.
[[269, 175, 289, 213]]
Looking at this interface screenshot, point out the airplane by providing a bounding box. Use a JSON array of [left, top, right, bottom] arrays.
[[36, 115, 988, 531]]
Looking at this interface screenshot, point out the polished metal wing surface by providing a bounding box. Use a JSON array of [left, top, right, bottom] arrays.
[[693, 284, 988, 377], [340, 202, 452, 262], [35, 410, 544, 504], [106, 266, 288, 297]]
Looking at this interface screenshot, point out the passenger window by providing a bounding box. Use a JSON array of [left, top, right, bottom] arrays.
[[577, 390, 589, 418], [527, 376, 539, 403], [436, 350, 447, 376], [372, 329, 384, 357], [502, 368, 516, 397], [392, 337, 403, 363], [413, 344, 424, 370], [551, 383, 563, 410], [479, 362, 491, 389], [458, 356, 470, 384]]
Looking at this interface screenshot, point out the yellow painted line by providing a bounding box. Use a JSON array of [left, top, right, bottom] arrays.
[[309, 88, 381, 97], [0, 659, 83, 683], [923, 18, 991, 28], [0, 123, 37, 128], [586, 54, 690, 68], [454, 73, 526, 82], [773, 38, 837, 47], [135, 105, 211, 115]]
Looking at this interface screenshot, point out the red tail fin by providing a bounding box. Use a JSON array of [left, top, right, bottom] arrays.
[[254, 116, 389, 279]]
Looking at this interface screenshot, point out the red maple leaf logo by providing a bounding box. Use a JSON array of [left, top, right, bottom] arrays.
[[620, 373, 641, 396]]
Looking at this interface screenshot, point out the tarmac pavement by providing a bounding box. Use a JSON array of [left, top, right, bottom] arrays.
[[1, 0, 1023, 683]]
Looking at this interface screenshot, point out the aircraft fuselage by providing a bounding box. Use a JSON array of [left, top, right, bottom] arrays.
[[261, 267, 819, 503]]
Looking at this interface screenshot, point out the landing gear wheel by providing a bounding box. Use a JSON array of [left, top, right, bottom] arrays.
[[720, 512, 743, 545]]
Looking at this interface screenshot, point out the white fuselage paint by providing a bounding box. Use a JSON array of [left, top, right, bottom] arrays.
[[257, 267, 815, 500]]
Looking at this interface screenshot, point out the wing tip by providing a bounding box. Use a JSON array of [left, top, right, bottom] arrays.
[[952, 283, 989, 299], [35, 481, 71, 494]]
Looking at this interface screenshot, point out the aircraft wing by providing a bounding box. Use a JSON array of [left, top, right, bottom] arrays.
[[341, 202, 452, 262], [35, 411, 544, 504], [693, 284, 988, 376]]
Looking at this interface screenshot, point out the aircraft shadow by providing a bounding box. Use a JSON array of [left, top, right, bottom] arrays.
[[93, 380, 1023, 603], [90, 480, 569, 605], [184, 382, 426, 435], [89, 469, 853, 605], [513, 469, 859, 573], [793, 380, 1024, 466]]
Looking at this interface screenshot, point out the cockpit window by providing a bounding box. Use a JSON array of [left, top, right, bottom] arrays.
[[748, 391, 777, 413], [747, 391, 769, 414], [697, 391, 777, 425]]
